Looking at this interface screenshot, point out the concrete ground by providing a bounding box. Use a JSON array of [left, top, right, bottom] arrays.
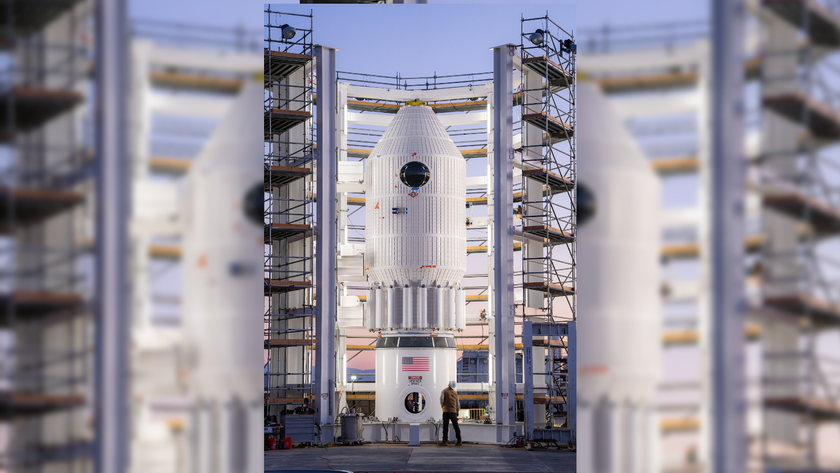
[[264, 443, 576, 473]]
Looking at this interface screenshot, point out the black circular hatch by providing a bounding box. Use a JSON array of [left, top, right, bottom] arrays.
[[400, 161, 430, 188]]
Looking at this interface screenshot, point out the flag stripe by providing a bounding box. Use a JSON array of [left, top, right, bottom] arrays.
[[401, 356, 430, 371]]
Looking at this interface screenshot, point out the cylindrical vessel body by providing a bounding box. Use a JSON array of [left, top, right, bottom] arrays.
[[182, 83, 264, 473], [367, 105, 467, 422], [374, 333, 457, 422], [365, 105, 466, 331], [576, 83, 661, 473]]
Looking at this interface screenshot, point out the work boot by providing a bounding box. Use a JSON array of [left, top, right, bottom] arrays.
[[456, 440, 462, 446], [439, 440, 448, 446]]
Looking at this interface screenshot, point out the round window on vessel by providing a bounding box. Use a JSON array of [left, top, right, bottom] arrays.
[[404, 392, 426, 414], [400, 161, 430, 188]]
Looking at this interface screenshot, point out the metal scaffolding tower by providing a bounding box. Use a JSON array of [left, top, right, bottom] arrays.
[[518, 13, 576, 443], [263, 7, 317, 439], [0, 1, 94, 471], [759, 0, 840, 470]]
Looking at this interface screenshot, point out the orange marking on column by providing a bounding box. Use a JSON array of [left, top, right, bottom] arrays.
[[375, 202, 380, 209], [197, 254, 207, 268]]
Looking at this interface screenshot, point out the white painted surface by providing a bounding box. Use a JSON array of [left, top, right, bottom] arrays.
[[576, 83, 661, 472], [375, 341, 457, 422]]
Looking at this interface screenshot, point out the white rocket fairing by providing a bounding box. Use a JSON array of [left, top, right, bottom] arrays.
[[182, 82, 263, 473], [365, 104, 466, 422], [576, 83, 661, 473]]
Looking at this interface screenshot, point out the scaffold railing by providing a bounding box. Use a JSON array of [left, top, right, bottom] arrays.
[[759, 1, 840, 470], [518, 12, 576, 432], [0, 1, 93, 470], [264, 7, 317, 422]]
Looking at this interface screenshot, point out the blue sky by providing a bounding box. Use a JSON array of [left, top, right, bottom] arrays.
[[130, 2, 709, 67], [130, 1, 707, 28]]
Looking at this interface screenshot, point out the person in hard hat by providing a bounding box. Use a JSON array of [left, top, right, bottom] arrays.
[[439, 380, 462, 446]]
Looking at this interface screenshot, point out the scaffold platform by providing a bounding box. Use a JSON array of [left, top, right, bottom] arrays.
[[522, 225, 575, 245], [264, 50, 311, 82], [523, 281, 575, 297], [0, 391, 85, 419], [522, 112, 574, 141], [264, 223, 312, 243], [0, 188, 84, 231], [0, 0, 83, 35], [764, 396, 840, 421], [763, 0, 840, 47], [264, 165, 311, 188], [763, 191, 840, 236], [0, 291, 84, 324], [264, 339, 315, 348], [522, 166, 574, 193], [763, 92, 840, 140], [0, 87, 83, 132], [265, 108, 311, 135], [522, 56, 574, 88], [264, 279, 312, 295], [764, 294, 840, 329]]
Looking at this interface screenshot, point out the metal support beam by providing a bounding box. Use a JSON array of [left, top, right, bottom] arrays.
[[315, 45, 338, 442], [95, 0, 129, 472], [707, 0, 747, 471], [567, 321, 576, 443], [492, 44, 517, 442], [523, 321, 534, 440]]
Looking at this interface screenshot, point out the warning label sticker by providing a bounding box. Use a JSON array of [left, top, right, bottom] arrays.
[[408, 376, 422, 385]]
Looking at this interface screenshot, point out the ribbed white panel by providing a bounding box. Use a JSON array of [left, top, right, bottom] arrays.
[[402, 285, 411, 330], [455, 288, 465, 330], [374, 286, 383, 329], [447, 286, 457, 330], [435, 286, 444, 328], [418, 286, 428, 328], [366, 288, 376, 330], [387, 286, 395, 329], [365, 105, 466, 331]]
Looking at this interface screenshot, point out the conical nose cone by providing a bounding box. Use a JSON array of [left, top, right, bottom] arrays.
[[370, 105, 462, 159], [195, 81, 263, 170], [577, 83, 650, 173]]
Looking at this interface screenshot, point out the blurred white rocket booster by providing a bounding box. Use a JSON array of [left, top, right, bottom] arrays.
[[181, 81, 264, 473], [576, 83, 661, 473]]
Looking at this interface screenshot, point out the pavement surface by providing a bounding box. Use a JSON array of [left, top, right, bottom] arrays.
[[264, 443, 576, 473]]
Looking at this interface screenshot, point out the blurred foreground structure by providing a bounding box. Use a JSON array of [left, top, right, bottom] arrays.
[[0, 1, 262, 470], [0, 1, 94, 471], [579, 0, 840, 471]]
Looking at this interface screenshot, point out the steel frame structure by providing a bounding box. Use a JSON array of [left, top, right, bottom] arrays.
[[759, 1, 840, 470], [263, 6, 318, 436], [518, 13, 577, 440], [575, 1, 840, 470], [259, 11, 577, 446], [0, 1, 95, 471]]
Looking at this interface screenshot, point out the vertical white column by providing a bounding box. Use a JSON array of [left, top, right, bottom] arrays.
[[314, 45, 338, 440], [402, 285, 411, 330], [387, 286, 395, 329], [374, 286, 383, 329], [418, 285, 428, 329], [435, 286, 444, 329], [455, 288, 465, 330], [491, 44, 517, 440], [447, 286, 457, 330], [366, 288, 376, 330]]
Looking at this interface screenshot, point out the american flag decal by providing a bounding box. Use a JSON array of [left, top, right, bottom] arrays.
[[401, 356, 429, 372]]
